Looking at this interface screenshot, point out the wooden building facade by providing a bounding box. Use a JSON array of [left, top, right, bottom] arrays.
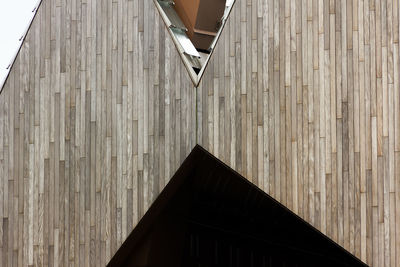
[[0, 0, 399, 266]]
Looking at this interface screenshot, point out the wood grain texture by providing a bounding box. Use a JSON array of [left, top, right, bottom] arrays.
[[0, 0, 196, 265], [0, 0, 399, 266], [196, 0, 400, 266]]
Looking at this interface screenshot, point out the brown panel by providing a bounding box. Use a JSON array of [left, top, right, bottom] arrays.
[[174, 0, 226, 49]]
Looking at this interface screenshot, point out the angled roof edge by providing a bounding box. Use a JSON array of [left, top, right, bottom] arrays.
[[0, 0, 43, 93], [107, 144, 369, 267], [107, 144, 203, 266]]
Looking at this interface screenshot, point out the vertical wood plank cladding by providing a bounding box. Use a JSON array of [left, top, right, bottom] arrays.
[[1, 0, 399, 266], [0, 0, 196, 266], [196, 0, 400, 266]]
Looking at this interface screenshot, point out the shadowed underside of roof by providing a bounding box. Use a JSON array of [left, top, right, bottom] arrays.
[[108, 145, 369, 267]]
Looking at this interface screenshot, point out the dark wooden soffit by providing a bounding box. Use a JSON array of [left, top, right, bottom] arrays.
[[107, 145, 369, 267]]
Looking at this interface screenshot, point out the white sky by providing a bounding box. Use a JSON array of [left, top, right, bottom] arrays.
[[0, 0, 39, 89]]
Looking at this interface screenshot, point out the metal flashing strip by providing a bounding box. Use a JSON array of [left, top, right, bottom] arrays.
[[171, 28, 201, 58], [209, 0, 234, 51], [157, 0, 187, 31]]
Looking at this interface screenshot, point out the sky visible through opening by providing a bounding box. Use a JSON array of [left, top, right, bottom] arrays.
[[0, 0, 38, 90]]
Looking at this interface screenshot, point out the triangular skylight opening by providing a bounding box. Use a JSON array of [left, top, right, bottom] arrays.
[[154, 0, 235, 87]]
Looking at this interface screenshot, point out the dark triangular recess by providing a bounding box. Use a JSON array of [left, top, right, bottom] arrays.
[[107, 145, 369, 267], [154, 0, 233, 86]]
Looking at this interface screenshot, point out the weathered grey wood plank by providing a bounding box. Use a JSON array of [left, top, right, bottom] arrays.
[[0, 0, 399, 266]]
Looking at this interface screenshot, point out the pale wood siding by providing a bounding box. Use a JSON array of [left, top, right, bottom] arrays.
[[0, 0, 399, 266], [0, 0, 196, 265], [197, 0, 400, 266]]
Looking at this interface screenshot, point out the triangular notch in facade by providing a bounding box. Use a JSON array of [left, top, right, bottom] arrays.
[[154, 0, 234, 86], [107, 145, 369, 267]]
